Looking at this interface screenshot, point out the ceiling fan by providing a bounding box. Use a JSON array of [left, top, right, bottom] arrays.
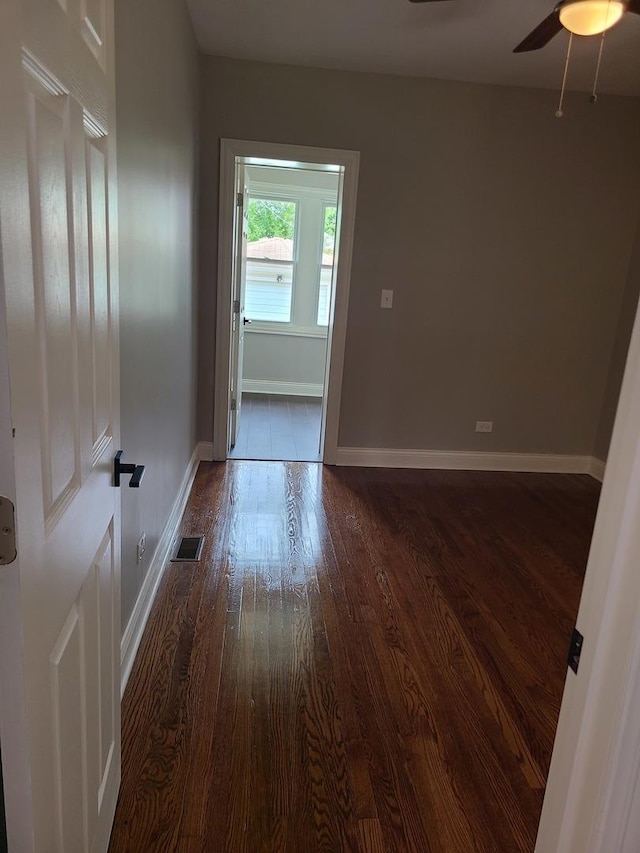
[[409, 0, 640, 53], [513, 0, 640, 52]]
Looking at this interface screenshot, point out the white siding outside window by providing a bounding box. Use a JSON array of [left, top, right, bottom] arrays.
[[245, 260, 293, 323]]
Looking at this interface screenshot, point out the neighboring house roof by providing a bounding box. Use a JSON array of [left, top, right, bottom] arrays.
[[247, 236, 293, 261], [247, 236, 333, 265]]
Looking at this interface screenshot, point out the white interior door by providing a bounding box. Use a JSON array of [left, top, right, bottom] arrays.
[[535, 277, 640, 850], [0, 2, 121, 851], [229, 165, 248, 449], [320, 170, 344, 457]]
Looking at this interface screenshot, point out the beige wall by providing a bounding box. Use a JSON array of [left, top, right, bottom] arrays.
[[116, 0, 199, 630], [595, 215, 640, 461], [198, 56, 640, 455]]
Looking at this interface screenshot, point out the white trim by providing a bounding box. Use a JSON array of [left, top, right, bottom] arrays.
[[242, 379, 323, 398], [120, 444, 200, 696], [82, 108, 107, 140], [213, 139, 360, 463], [588, 456, 606, 482], [21, 48, 68, 96], [334, 446, 603, 475], [197, 441, 214, 462], [320, 159, 359, 465], [245, 325, 328, 339]]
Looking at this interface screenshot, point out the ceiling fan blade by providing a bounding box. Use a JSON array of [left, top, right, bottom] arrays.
[[408, 0, 454, 4], [513, 9, 564, 52], [628, 0, 640, 14]]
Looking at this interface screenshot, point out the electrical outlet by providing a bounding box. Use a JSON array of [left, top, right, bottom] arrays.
[[475, 421, 493, 433], [381, 289, 393, 309], [137, 532, 146, 564]]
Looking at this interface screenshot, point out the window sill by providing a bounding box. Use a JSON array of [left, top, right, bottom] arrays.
[[244, 324, 328, 339]]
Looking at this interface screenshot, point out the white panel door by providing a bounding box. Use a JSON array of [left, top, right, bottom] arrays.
[[0, 1, 120, 851], [229, 165, 248, 449]]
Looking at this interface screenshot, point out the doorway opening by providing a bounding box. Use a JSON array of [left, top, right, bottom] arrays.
[[213, 140, 360, 464], [229, 164, 338, 461]]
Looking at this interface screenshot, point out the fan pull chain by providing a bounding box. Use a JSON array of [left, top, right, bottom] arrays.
[[555, 32, 574, 118], [590, 31, 606, 103]]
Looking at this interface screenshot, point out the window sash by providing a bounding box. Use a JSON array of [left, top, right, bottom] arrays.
[[316, 266, 332, 327], [316, 203, 337, 327]]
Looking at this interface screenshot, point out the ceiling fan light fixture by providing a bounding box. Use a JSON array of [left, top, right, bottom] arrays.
[[558, 0, 625, 36]]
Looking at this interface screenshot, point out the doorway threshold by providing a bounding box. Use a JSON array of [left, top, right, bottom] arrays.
[[228, 393, 322, 462]]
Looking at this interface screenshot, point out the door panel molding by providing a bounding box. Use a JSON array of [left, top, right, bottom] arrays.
[[25, 89, 82, 528]]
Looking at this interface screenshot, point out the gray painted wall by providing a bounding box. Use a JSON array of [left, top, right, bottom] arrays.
[[595, 215, 640, 461], [116, 0, 199, 631], [243, 331, 327, 389], [197, 56, 640, 456]]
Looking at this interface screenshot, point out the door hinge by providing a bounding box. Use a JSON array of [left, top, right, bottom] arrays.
[[237, 191, 243, 207], [0, 497, 17, 565], [568, 627, 584, 674], [231, 398, 237, 411], [233, 299, 240, 314]]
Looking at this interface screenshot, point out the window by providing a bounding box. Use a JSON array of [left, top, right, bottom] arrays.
[[316, 205, 337, 326], [245, 199, 297, 323], [243, 186, 338, 333]]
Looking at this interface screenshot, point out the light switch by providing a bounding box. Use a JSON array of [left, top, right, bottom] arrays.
[[381, 289, 393, 309]]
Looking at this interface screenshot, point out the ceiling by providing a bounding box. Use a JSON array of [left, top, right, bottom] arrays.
[[186, 0, 640, 97]]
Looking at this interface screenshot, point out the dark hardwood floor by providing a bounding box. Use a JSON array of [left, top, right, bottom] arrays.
[[108, 462, 600, 853]]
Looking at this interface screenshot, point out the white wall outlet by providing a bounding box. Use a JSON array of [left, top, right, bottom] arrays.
[[475, 421, 493, 433], [137, 532, 146, 564], [381, 289, 393, 309]]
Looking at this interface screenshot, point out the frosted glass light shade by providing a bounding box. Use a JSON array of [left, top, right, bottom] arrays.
[[559, 0, 625, 35]]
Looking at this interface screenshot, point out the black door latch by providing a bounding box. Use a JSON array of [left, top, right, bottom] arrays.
[[568, 627, 584, 674], [113, 450, 145, 488]]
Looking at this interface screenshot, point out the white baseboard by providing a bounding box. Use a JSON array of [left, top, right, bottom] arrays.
[[197, 440, 214, 462], [335, 446, 605, 478], [589, 456, 606, 482], [120, 444, 201, 697], [242, 379, 323, 397], [197, 439, 606, 481]]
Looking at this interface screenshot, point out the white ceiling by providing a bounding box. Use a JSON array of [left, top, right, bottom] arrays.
[[186, 0, 640, 97]]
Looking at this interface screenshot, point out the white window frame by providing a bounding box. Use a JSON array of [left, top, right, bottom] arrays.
[[244, 192, 300, 327], [245, 181, 338, 338], [315, 201, 338, 329]]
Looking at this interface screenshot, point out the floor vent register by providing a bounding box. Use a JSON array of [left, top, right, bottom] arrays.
[[171, 535, 205, 562]]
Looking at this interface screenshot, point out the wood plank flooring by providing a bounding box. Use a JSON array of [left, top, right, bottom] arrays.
[[108, 462, 600, 853], [228, 394, 322, 462]]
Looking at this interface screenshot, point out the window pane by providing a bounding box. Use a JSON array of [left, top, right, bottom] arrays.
[[317, 266, 332, 326], [323, 205, 337, 256], [317, 205, 337, 326], [246, 198, 296, 322], [245, 260, 293, 323], [247, 199, 296, 254]]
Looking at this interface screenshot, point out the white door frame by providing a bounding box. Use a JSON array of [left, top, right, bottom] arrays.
[[0, 276, 34, 850], [536, 282, 640, 851], [213, 139, 360, 463]]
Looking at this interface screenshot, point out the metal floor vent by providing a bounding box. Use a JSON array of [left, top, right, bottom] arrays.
[[171, 535, 204, 562]]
